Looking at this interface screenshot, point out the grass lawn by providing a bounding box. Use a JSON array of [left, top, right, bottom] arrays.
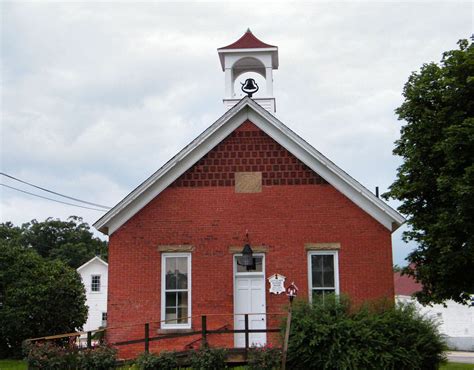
[[441, 363, 474, 370], [0, 360, 27, 370], [1, 359, 471, 369]]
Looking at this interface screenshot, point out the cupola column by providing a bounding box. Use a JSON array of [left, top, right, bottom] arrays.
[[224, 68, 233, 99], [265, 67, 273, 97]]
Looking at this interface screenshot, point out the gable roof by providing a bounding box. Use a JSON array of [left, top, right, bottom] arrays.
[[218, 29, 276, 50], [77, 256, 108, 272], [94, 97, 405, 235]]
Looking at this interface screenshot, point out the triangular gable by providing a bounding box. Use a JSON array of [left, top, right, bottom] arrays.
[[171, 120, 328, 188], [94, 97, 405, 235], [77, 256, 108, 272]]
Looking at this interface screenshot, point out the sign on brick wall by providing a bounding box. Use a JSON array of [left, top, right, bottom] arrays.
[[268, 273, 286, 294]]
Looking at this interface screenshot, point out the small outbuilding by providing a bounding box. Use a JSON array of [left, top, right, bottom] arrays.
[[77, 256, 108, 333]]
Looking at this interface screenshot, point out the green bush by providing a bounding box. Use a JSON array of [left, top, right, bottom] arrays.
[[189, 346, 227, 369], [78, 345, 117, 370], [285, 296, 446, 370], [135, 351, 178, 370], [24, 341, 78, 369], [247, 345, 282, 370], [24, 342, 116, 370]]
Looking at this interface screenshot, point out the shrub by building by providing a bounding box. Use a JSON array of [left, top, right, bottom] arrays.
[[286, 296, 446, 370]]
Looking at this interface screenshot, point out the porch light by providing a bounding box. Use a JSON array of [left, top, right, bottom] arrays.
[[240, 244, 254, 268]]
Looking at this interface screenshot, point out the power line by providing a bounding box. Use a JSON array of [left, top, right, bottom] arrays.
[[1, 183, 108, 212], [0, 172, 111, 209]]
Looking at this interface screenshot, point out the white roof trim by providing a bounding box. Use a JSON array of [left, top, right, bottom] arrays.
[[94, 97, 405, 235], [217, 48, 279, 71], [217, 47, 278, 53], [77, 256, 108, 272]]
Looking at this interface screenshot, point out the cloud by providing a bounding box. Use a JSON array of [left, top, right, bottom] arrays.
[[1, 1, 472, 262]]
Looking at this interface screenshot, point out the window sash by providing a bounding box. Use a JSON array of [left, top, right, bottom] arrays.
[[308, 251, 339, 302], [101, 312, 107, 327], [161, 253, 191, 329], [91, 275, 101, 292]]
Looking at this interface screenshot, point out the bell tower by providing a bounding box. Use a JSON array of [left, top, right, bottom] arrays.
[[218, 29, 279, 114]]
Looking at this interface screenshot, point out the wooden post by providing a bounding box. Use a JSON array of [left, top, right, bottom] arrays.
[[144, 323, 149, 353], [201, 315, 208, 348], [87, 331, 92, 349], [244, 314, 249, 350], [281, 298, 293, 370]]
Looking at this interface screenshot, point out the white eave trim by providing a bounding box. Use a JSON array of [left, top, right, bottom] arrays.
[[217, 47, 278, 53], [77, 256, 108, 272], [217, 47, 279, 71], [94, 97, 405, 235]]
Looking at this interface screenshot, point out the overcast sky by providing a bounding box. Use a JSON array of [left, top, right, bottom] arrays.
[[1, 1, 472, 265]]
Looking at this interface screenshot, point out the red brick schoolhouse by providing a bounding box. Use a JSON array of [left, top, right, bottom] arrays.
[[94, 30, 405, 358]]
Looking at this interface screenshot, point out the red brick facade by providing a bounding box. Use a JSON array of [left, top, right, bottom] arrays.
[[107, 121, 394, 358]]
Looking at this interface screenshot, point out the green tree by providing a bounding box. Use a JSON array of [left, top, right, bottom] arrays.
[[0, 216, 107, 268], [384, 39, 474, 305], [0, 242, 87, 358]]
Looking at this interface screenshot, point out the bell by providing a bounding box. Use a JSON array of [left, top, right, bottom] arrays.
[[240, 244, 254, 268], [241, 78, 259, 97]]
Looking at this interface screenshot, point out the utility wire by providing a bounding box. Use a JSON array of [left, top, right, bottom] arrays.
[[0, 172, 111, 209], [1, 183, 108, 212]]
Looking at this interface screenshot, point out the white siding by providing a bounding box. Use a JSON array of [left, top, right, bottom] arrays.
[[78, 258, 108, 332], [396, 295, 474, 351]]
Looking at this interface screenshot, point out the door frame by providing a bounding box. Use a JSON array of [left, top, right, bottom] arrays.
[[233, 253, 267, 347]]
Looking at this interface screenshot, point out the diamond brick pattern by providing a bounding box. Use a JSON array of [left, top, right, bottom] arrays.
[[171, 120, 327, 188]]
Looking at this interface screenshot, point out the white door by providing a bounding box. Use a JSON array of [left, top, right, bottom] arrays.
[[234, 255, 266, 347]]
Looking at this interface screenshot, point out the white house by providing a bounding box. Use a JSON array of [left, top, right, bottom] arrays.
[[395, 272, 474, 351], [77, 256, 108, 333]]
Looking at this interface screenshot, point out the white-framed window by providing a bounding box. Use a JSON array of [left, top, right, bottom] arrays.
[[101, 312, 107, 327], [91, 275, 101, 292], [308, 250, 339, 302], [161, 253, 191, 329]]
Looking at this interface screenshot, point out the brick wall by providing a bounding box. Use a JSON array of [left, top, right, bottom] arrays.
[[171, 120, 327, 187], [107, 120, 394, 358]]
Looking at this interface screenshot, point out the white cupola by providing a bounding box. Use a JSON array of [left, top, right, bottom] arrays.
[[218, 29, 279, 114]]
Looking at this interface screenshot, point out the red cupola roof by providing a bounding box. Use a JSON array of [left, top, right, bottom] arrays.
[[218, 29, 276, 50]]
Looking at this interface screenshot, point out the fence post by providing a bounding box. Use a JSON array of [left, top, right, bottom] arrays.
[[282, 300, 294, 370], [244, 314, 249, 350], [144, 323, 149, 353], [87, 331, 92, 349], [201, 315, 208, 348]]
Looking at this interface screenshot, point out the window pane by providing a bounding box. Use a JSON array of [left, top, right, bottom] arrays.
[[165, 307, 177, 324], [165, 258, 177, 289], [311, 255, 334, 288], [165, 292, 176, 308], [177, 306, 188, 323], [177, 270, 188, 290], [311, 255, 323, 287], [177, 292, 188, 323], [91, 275, 101, 292], [323, 255, 334, 287], [177, 291, 188, 306], [312, 289, 335, 302], [166, 257, 188, 289], [175, 257, 188, 275], [236, 256, 263, 272]]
